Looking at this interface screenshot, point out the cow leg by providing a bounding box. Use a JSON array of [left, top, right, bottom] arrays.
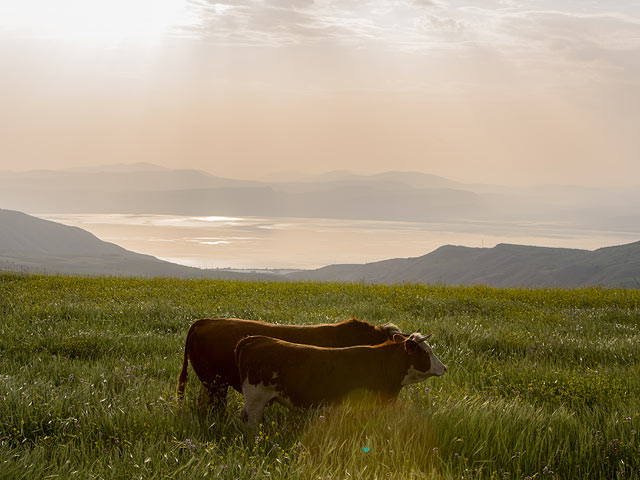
[[240, 381, 277, 427], [198, 381, 228, 410]]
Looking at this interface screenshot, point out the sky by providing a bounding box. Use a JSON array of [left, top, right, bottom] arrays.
[[0, 0, 639, 186]]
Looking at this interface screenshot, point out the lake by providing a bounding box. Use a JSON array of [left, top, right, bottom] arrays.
[[36, 213, 640, 270]]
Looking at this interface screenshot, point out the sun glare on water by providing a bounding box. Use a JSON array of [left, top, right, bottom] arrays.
[[0, 0, 193, 46]]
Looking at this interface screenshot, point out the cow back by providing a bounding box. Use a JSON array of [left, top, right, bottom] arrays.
[[185, 317, 398, 392]]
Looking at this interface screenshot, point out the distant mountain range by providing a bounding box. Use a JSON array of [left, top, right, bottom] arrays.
[[2, 164, 640, 231], [0, 165, 482, 221], [1, 209, 639, 288]]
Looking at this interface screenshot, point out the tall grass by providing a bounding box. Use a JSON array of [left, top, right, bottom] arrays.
[[1, 273, 639, 478]]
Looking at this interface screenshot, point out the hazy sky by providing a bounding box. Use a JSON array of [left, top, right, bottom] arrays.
[[1, 0, 639, 186]]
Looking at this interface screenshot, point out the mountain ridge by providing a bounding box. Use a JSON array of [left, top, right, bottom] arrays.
[[0, 209, 278, 281], [285, 241, 640, 288], [2, 164, 640, 235]]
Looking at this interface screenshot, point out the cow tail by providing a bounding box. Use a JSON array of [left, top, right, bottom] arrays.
[[234, 336, 255, 382], [234, 337, 246, 369], [176, 323, 195, 405]]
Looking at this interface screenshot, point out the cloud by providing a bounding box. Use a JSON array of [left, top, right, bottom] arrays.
[[180, 0, 461, 49], [166, 0, 640, 99], [500, 10, 640, 50], [493, 10, 640, 84]]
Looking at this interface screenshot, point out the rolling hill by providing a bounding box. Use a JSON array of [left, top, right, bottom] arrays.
[[286, 242, 640, 288], [0, 209, 276, 280]]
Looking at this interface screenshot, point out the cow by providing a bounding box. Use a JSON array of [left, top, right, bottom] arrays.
[[235, 332, 446, 425], [176, 317, 403, 408]]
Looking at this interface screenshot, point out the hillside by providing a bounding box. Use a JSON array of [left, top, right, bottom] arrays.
[[0, 209, 275, 280], [287, 242, 640, 288]]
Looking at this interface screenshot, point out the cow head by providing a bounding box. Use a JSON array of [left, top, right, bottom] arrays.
[[395, 333, 447, 385], [381, 323, 403, 338]]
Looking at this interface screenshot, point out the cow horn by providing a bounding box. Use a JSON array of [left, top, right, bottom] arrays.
[[410, 332, 433, 343]]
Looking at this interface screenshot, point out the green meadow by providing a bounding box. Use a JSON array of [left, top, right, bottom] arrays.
[[1, 272, 639, 479]]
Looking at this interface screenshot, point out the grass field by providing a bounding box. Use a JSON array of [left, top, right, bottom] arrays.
[[1, 272, 639, 479]]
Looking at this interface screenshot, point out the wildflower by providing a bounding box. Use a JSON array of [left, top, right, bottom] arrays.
[[255, 435, 261, 443], [184, 438, 195, 450], [423, 386, 430, 393], [432, 447, 438, 453], [319, 415, 325, 421]]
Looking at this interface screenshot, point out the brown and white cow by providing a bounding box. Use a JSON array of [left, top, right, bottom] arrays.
[[235, 333, 446, 425], [176, 317, 403, 407]]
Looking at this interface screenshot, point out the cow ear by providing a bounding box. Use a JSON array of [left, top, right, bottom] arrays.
[[404, 339, 418, 354], [392, 334, 405, 343]]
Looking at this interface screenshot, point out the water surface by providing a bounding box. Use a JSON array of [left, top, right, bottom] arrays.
[[37, 214, 640, 270]]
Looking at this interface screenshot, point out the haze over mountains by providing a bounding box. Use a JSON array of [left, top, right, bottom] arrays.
[[1, 163, 639, 231], [1, 163, 640, 287], [2, 208, 639, 288], [0, 163, 480, 221]]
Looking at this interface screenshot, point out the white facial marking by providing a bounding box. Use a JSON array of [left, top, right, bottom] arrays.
[[402, 335, 447, 385], [419, 339, 446, 376], [428, 349, 447, 376]]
